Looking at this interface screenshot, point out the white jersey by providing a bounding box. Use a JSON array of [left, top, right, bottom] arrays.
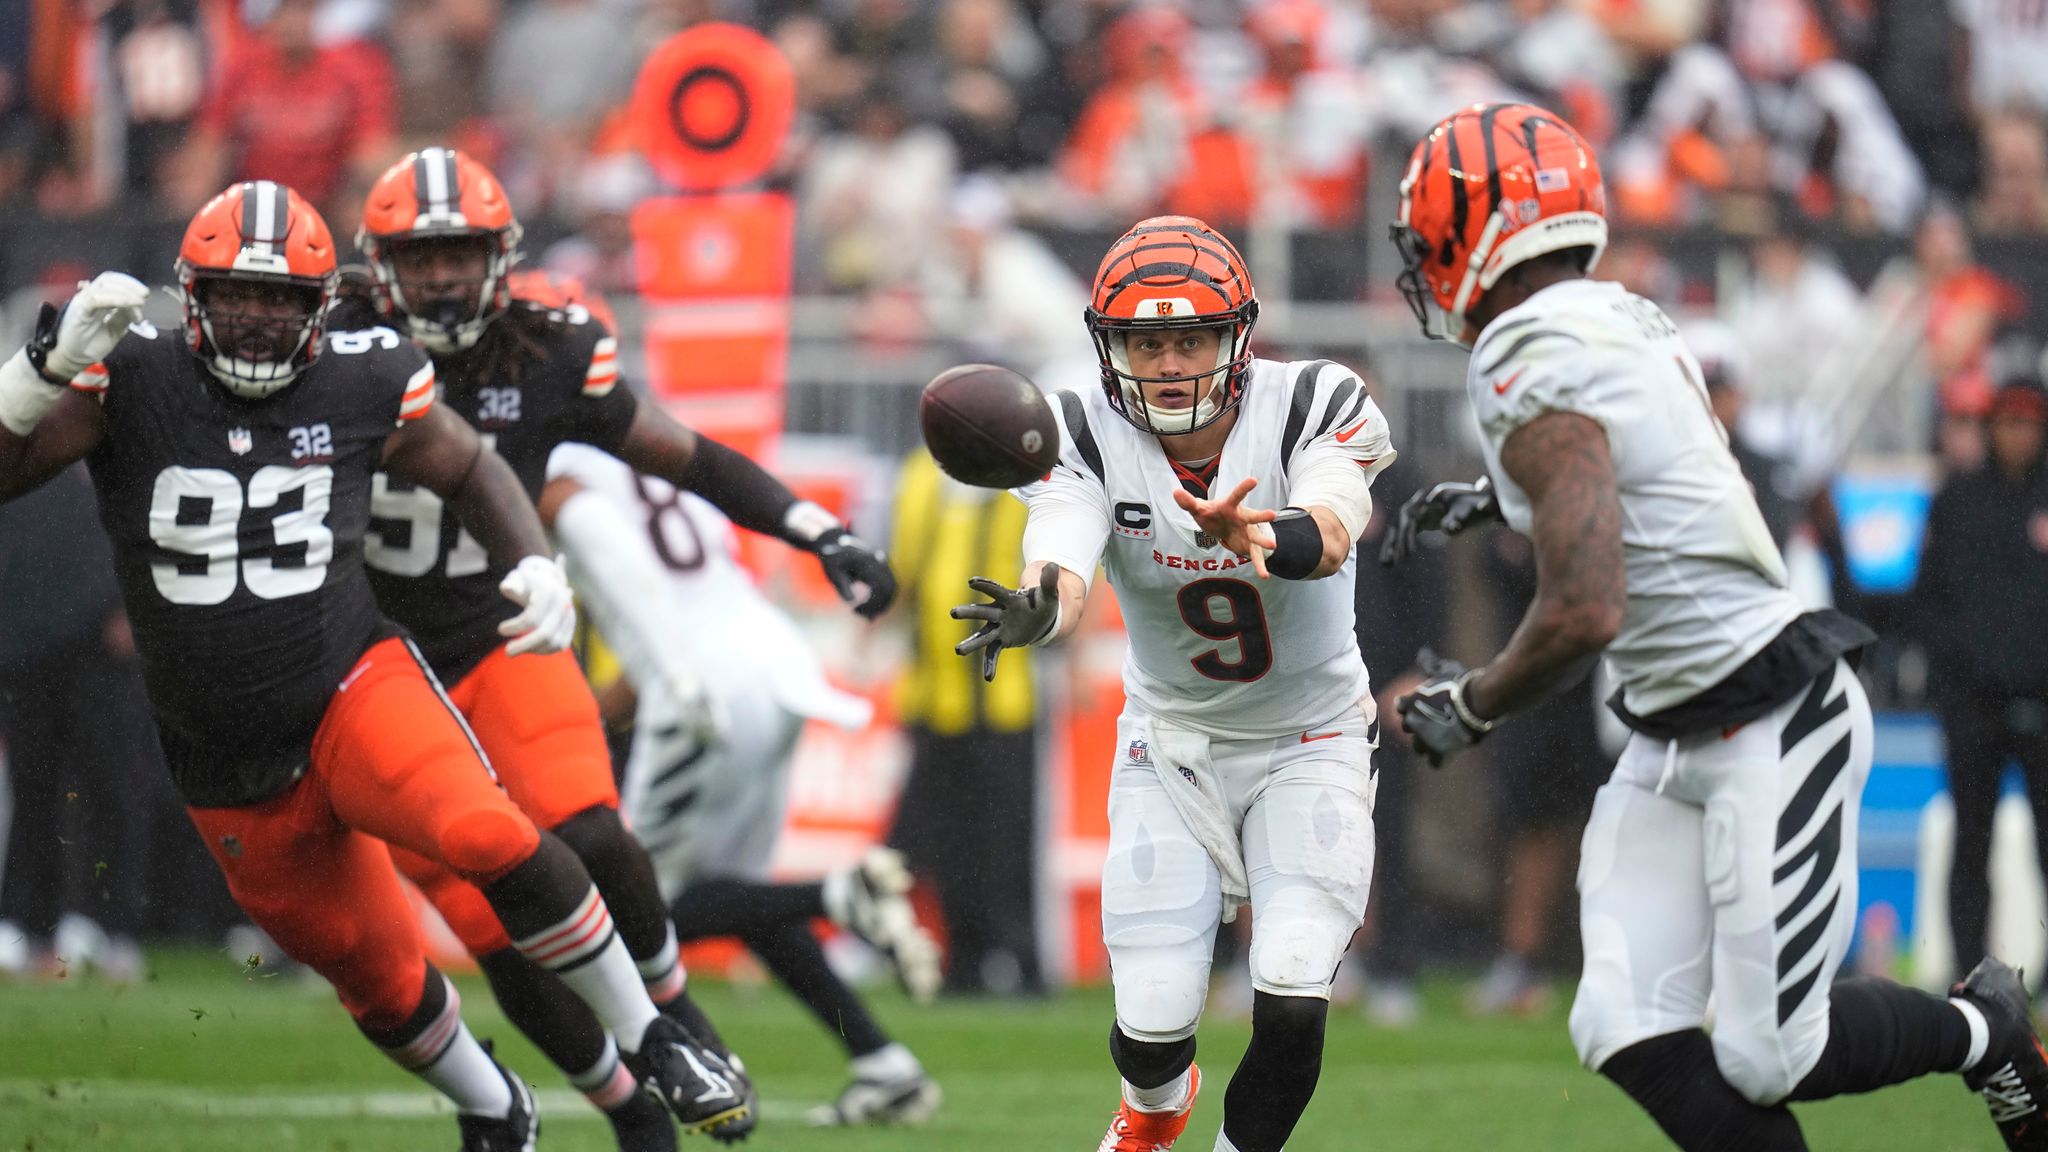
[[1467, 278, 1802, 716], [1016, 359, 1393, 739], [545, 443, 868, 729]]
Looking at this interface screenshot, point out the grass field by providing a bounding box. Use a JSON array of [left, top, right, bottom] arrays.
[[0, 949, 2002, 1151]]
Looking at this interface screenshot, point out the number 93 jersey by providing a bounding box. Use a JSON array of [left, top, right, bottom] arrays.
[[1467, 279, 1803, 716], [1016, 358, 1394, 739], [79, 323, 434, 807]]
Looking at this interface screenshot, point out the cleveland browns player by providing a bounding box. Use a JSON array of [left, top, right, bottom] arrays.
[[340, 147, 895, 1147], [0, 181, 744, 1150]]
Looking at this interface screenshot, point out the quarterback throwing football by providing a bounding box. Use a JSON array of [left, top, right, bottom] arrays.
[[956, 216, 1393, 1152], [1385, 103, 2048, 1152]]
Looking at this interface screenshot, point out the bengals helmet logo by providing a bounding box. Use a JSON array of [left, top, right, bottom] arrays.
[[1155, 300, 1175, 316]]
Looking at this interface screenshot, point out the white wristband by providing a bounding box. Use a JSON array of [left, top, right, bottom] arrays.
[[0, 348, 64, 437], [1029, 598, 1064, 647], [782, 499, 841, 545]]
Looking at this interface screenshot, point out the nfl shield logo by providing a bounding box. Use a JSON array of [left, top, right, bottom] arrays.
[[1127, 739, 1150, 765], [1195, 531, 1217, 549], [228, 427, 253, 455]]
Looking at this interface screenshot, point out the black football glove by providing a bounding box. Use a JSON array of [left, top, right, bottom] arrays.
[[816, 528, 897, 619], [1397, 648, 1495, 767], [1379, 475, 1500, 566], [951, 564, 1062, 682]]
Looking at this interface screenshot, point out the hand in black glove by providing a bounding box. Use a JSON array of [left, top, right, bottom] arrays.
[[1396, 647, 1495, 767], [1379, 476, 1499, 566], [950, 563, 1063, 682], [817, 529, 896, 619]]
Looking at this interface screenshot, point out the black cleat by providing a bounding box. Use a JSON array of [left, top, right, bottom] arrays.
[[623, 1015, 754, 1139], [1954, 957, 2048, 1150], [704, 1049, 759, 1145], [457, 1043, 539, 1152], [604, 1087, 678, 1152]]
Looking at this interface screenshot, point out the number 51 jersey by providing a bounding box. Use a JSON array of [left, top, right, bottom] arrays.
[[1016, 359, 1395, 739], [80, 323, 434, 808]]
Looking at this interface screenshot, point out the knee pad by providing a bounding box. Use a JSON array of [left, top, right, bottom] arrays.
[[1250, 990, 1329, 1048], [1712, 1027, 1802, 1107], [1246, 889, 1352, 999], [1102, 821, 1220, 1041], [438, 806, 541, 883], [1109, 1022, 1197, 1089]]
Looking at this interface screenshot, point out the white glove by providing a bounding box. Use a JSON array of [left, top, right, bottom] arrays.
[[44, 272, 152, 381], [498, 555, 577, 656]]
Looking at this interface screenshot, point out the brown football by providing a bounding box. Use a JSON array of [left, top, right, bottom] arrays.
[[919, 364, 1062, 489]]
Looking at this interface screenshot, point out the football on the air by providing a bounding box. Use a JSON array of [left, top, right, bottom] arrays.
[[919, 364, 1061, 488]]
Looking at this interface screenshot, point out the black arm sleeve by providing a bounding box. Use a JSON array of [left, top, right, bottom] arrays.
[[677, 434, 820, 547]]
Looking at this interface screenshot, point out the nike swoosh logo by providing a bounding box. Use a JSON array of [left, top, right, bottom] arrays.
[[1300, 730, 1342, 743], [1334, 417, 1372, 443], [1492, 367, 1528, 395]]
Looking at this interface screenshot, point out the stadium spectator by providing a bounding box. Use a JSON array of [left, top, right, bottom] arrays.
[[541, 152, 653, 299], [1723, 210, 1863, 410], [1858, 0, 1976, 197], [1058, 5, 1252, 226], [0, 465, 162, 981], [1911, 375, 2048, 979], [887, 448, 1045, 996], [487, 0, 634, 214], [386, 0, 501, 139], [909, 0, 1050, 173], [174, 0, 396, 219], [1973, 109, 2048, 236], [1229, 0, 1369, 229], [98, 0, 211, 205], [917, 175, 1097, 391], [1953, 0, 2048, 121], [800, 80, 956, 292], [1917, 199, 2025, 420]]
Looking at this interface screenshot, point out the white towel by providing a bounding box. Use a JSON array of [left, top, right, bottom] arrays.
[[1144, 721, 1250, 923]]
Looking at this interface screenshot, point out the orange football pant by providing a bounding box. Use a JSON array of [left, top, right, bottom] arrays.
[[186, 637, 543, 1031], [391, 645, 620, 957]]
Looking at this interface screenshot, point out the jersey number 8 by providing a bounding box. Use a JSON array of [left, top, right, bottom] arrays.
[[1177, 578, 1273, 682]]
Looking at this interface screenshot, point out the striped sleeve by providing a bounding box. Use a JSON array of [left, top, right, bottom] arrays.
[[397, 360, 437, 422], [1469, 312, 1607, 443], [70, 362, 109, 394], [582, 336, 619, 397]]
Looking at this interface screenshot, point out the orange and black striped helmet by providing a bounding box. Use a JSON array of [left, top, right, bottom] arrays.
[[1085, 215, 1259, 435], [175, 180, 338, 398], [358, 146, 524, 353], [1393, 103, 1607, 343]]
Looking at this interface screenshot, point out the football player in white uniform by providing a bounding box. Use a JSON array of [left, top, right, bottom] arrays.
[[1384, 103, 2048, 1152], [953, 216, 1393, 1152], [541, 443, 945, 1126]]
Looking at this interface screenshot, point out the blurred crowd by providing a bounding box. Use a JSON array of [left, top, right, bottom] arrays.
[[9, 0, 2048, 283]]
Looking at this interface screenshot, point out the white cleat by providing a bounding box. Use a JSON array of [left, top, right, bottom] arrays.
[[807, 1068, 942, 1126], [825, 848, 943, 1003]]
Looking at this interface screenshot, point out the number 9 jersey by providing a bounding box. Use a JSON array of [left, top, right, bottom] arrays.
[[79, 321, 436, 807], [1015, 358, 1394, 739]]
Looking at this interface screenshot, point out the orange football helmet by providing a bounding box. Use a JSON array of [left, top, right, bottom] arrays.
[[358, 146, 524, 352], [1393, 103, 1607, 342], [1085, 215, 1259, 435], [176, 180, 338, 398]]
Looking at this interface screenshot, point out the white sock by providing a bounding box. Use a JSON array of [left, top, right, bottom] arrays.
[[375, 975, 514, 1117], [1214, 1131, 1241, 1152], [510, 887, 660, 1052], [567, 1036, 642, 1111], [1951, 998, 1992, 1072], [421, 1026, 518, 1117], [556, 934, 662, 1053], [850, 1042, 922, 1082], [1123, 1068, 1192, 1114], [636, 921, 685, 1005]]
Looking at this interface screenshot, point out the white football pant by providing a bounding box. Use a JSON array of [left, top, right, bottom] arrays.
[[1102, 706, 1377, 1043], [1570, 661, 1873, 1106]]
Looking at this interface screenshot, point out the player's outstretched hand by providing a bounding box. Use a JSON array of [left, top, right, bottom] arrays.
[[951, 563, 1063, 682], [498, 555, 577, 656], [817, 529, 897, 619], [1379, 475, 1500, 567], [1396, 648, 1495, 767], [40, 271, 153, 380], [1172, 476, 1280, 578]]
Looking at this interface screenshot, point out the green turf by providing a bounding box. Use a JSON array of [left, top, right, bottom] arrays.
[[0, 949, 2000, 1151]]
